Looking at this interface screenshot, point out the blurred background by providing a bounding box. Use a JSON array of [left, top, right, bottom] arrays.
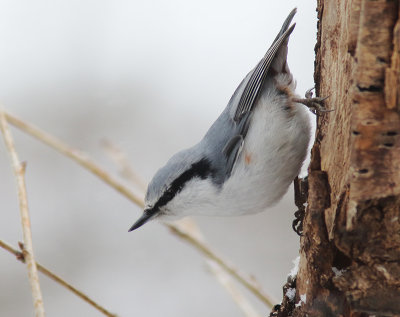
[[0, 1, 317, 316]]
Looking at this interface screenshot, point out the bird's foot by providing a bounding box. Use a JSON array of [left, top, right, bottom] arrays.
[[292, 176, 308, 236], [293, 87, 332, 115], [292, 208, 305, 236]]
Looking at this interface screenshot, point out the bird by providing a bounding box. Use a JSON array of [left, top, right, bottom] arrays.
[[129, 8, 326, 232]]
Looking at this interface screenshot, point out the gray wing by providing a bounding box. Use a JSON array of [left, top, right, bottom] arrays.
[[222, 134, 244, 179], [220, 9, 296, 179], [233, 9, 296, 122], [202, 9, 297, 184]]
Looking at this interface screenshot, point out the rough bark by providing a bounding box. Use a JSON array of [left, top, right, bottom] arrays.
[[271, 0, 400, 316]]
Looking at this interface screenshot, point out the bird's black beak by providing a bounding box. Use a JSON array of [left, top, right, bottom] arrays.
[[128, 209, 154, 232]]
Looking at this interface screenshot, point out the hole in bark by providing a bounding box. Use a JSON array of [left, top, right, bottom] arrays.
[[333, 249, 352, 270], [383, 143, 394, 147], [359, 169, 369, 174], [376, 56, 387, 63], [352, 131, 360, 135], [357, 84, 382, 92], [385, 131, 398, 136]]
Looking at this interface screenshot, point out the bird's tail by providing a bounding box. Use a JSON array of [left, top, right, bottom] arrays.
[[233, 9, 297, 121], [272, 8, 297, 45], [268, 8, 296, 76]]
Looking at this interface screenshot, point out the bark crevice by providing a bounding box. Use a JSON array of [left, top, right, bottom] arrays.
[[272, 1, 400, 315]]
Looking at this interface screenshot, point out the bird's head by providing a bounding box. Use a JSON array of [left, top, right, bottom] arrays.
[[129, 149, 213, 231]]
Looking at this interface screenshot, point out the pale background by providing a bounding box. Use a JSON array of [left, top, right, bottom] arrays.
[[0, 1, 317, 316]]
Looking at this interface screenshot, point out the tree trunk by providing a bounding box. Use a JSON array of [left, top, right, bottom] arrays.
[[271, 0, 400, 316]]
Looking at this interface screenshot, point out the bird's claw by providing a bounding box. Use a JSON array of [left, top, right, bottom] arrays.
[[293, 88, 332, 115], [292, 209, 304, 236], [305, 87, 315, 99], [305, 96, 332, 115], [292, 176, 308, 236]]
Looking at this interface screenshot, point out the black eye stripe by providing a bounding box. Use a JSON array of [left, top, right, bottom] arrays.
[[149, 158, 213, 214]]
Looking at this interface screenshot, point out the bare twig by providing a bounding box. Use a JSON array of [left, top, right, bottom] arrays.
[[0, 240, 117, 317], [0, 110, 45, 317], [0, 239, 20, 257], [4, 112, 143, 207], [207, 261, 262, 317], [176, 218, 263, 316], [101, 138, 147, 191], [167, 224, 276, 308], [4, 111, 276, 308]]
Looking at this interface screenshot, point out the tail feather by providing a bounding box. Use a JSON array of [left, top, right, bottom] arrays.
[[272, 8, 297, 45], [269, 8, 297, 75], [233, 10, 296, 122]]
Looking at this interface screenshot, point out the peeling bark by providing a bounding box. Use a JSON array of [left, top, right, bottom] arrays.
[[271, 0, 400, 316]]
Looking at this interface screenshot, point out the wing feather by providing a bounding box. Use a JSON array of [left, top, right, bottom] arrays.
[[222, 9, 297, 181], [233, 13, 296, 122]]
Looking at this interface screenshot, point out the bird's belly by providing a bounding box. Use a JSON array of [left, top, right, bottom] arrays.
[[215, 101, 311, 216], [175, 99, 311, 218]]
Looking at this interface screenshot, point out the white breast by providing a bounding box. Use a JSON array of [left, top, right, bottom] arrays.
[[218, 90, 311, 216], [168, 87, 311, 218]]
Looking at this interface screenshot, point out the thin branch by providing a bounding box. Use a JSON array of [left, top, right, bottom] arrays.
[[4, 112, 143, 207], [101, 138, 147, 191], [0, 110, 45, 317], [4, 110, 276, 308], [176, 218, 263, 316], [167, 224, 276, 308], [0, 240, 117, 317], [207, 261, 262, 317], [0, 239, 20, 257]]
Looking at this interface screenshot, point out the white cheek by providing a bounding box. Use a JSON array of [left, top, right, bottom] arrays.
[[167, 178, 219, 217]]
